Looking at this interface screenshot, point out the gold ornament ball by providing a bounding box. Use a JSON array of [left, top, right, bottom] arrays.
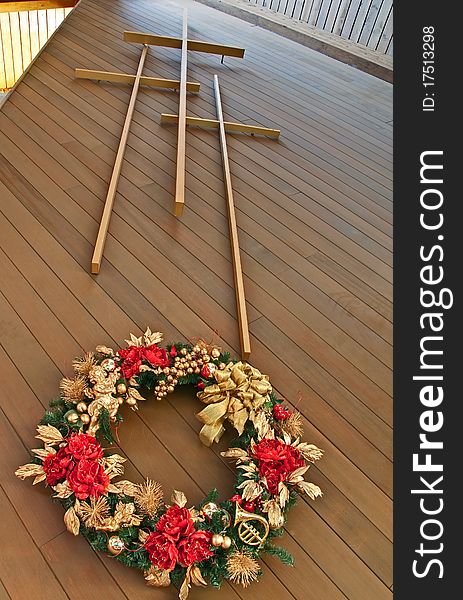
[[203, 355, 210, 363], [126, 397, 137, 406], [76, 401, 87, 413], [212, 534, 224, 547], [190, 361, 197, 369], [187, 367, 193, 374], [221, 536, 232, 550], [193, 345, 201, 354], [177, 370, 184, 378], [167, 386, 175, 393], [163, 367, 170, 375], [167, 375, 173, 382], [80, 414, 91, 425], [67, 412, 79, 424], [155, 385, 160, 392], [180, 348, 188, 356], [211, 348, 221, 359], [107, 536, 125, 555], [194, 368, 201, 374], [201, 348, 208, 355], [117, 383, 127, 395], [186, 353, 192, 360], [117, 396, 125, 405]]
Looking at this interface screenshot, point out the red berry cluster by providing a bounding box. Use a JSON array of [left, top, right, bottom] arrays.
[[273, 403, 292, 421]]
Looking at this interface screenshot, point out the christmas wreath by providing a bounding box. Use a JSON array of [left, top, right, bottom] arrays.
[[16, 329, 323, 598]]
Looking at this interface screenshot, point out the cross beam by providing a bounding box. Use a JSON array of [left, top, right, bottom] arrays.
[[160, 114, 280, 138], [124, 9, 245, 217], [75, 69, 200, 92], [162, 76, 281, 360]]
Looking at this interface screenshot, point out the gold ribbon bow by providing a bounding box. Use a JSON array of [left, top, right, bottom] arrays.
[[196, 362, 272, 446]]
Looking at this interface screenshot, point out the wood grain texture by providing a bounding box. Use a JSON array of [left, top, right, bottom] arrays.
[[0, 0, 392, 598]]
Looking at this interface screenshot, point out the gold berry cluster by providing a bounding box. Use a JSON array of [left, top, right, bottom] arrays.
[[153, 345, 223, 401]]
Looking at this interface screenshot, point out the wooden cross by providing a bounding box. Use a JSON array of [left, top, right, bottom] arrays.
[[123, 8, 246, 217], [76, 39, 201, 274], [162, 75, 281, 360]]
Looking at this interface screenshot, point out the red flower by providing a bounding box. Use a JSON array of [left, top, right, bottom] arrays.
[[67, 459, 109, 500], [43, 447, 73, 485], [118, 344, 170, 379], [169, 345, 177, 357], [66, 433, 104, 461], [143, 345, 170, 368], [253, 438, 305, 495], [145, 532, 179, 571], [197, 382, 205, 390], [177, 530, 213, 567], [155, 505, 195, 541]]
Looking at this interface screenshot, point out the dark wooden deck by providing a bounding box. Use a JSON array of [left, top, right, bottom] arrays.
[[0, 0, 392, 598]]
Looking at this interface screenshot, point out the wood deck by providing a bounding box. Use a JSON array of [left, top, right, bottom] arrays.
[[0, 0, 392, 598]]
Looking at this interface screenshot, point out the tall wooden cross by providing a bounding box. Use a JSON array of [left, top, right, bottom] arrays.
[[161, 75, 281, 360]]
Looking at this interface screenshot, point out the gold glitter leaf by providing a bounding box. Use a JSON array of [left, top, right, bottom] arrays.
[[31, 448, 53, 461], [112, 480, 139, 497], [103, 454, 126, 479], [145, 566, 171, 587], [265, 499, 283, 529], [190, 565, 207, 587], [298, 481, 323, 500], [53, 481, 74, 498], [220, 448, 248, 460], [64, 506, 80, 536], [143, 328, 163, 346], [128, 387, 145, 401], [238, 480, 262, 502], [278, 482, 290, 508], [33, 473, 47, 485], [296, 443, 324, 462], [15, 463, 45, 480], [35, 425, 63, 446], [171, 489, 187, 508], [287, 466, 310, 483]]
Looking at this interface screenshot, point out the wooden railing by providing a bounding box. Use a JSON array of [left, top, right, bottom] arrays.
[[246, 0, 393, 55], [0, 2, 76, 91]]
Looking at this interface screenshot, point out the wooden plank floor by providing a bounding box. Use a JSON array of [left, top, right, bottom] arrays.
[[0, 0, 392, 598]]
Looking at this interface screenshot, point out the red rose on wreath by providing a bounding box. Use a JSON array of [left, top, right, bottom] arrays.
[[145, 531, 179, 571], [155, 505, 195, 541], [118, 345, 170, 378], [253, 438, 305, 495], [66, 433, 104, 461], [177, 530, 213, 567], [43, 447, 73, 485], [67, 459, 109, 500]]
